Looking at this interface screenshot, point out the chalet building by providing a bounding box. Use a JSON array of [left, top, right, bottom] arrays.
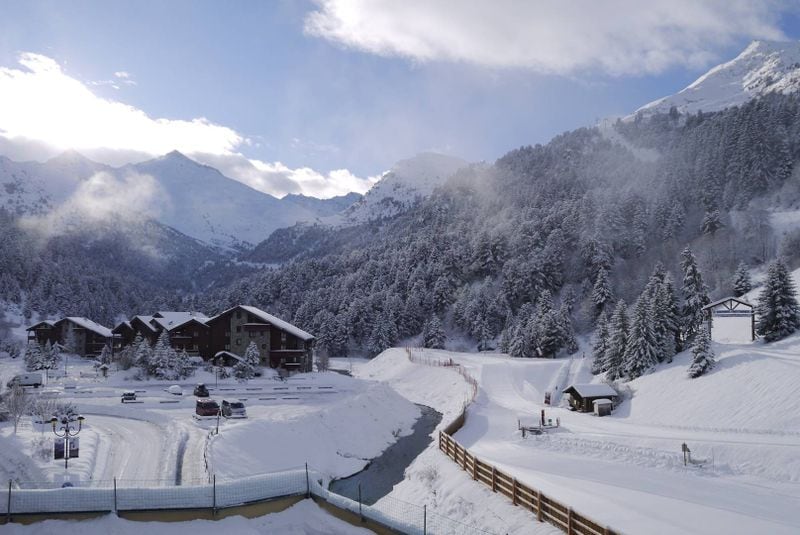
[[26, 320, 60, 347], [703, 297, 755, 343], [111, 320, 136, 351], [563, 384, 619, 413], [206, 305, 314, 372], [114, 312, 209, 356]]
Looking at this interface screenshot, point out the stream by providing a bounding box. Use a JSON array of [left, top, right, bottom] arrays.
[[329, 404, 442, 505]]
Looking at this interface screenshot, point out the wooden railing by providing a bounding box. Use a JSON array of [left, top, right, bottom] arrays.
[[405, 348, 620, 535]]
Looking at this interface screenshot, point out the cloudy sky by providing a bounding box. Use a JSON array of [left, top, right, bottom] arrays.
[[1, 1, 799, 198]]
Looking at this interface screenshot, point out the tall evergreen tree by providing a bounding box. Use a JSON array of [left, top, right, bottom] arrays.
[[680, 247, 710, 345], [701, 210, 724, 236], [605, 300, 629, 380], [591, 311, 610, 375], [688, 327, 715, 378], [592, 267, 613, 317], [756, 259, 800, 342], [731, 262, 752, 297], [423, 315, 446, 349], [24, 342, 44, 371], [622, 295, 659, 380]]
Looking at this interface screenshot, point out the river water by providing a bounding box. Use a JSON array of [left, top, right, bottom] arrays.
[[329, 404, 442, 505]]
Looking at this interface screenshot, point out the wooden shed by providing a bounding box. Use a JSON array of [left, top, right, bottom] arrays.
[[562, 384, 619, 412], [593, 398, 614, 417], [702, 297, 754, 343]]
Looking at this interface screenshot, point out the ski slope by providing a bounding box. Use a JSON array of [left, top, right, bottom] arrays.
[[428, 341, 800, 535]]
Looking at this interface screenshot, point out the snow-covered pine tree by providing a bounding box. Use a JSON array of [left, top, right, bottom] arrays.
[[591, 267, 613, 317], [423, 315, 446, 349], [534, 309, 563, 358], [591, 311, 610, 375], [232, 357, 254, 381], [244, 341, 261, 368], [701, 210, 724, 236], [731, 262, 752, 297], [622, 295, 660, 380], [135, 337, 154, 376], [98, 345, 112, 365], [604, 301, 629, 380], [680, 247, 710, 345], [43, 340, 60, 370], [558, 304, 578, 353], [367, 310, 397, 357], [63, 328, 78, 355], [175, 349, 194, 379], [756, 259, 800, 342], [24, 342, 44, 371], [151, 331, 175, 380], [688, 326, 715, 378]]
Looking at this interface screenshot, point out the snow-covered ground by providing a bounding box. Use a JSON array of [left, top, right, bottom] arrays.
[[3, 498, 375, 534], [384, 340, 800, 535], [0, 356, 419, 489]]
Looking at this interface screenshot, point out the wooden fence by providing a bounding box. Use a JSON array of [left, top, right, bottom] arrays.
[[405, 348, 620, 535]]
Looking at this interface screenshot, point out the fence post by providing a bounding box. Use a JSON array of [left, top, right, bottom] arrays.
[[6, 479, 11, 523], [536, 490, 543, 522], [512, 478, 517, 506], [568, 507, 573, 534], [305, 463, 310, 498], [358, 483, 363, 522], [491, 467, 497, 492], [423, 504, 427, 535], [212, 474, 216, 517], [113, 477, 117, 512], [472, 457, 478, 480]]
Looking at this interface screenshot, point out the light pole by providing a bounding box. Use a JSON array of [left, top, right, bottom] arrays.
[[51, 415, 84, 470], [215, 408, 221, 435]]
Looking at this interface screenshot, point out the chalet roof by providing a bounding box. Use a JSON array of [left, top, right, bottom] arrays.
[[213, 350, 244, 363], [112, 321, 132, 333], [702, 296, 753, 310], [61, 317, 113, 338], [132, 315, 158, 332], [563, 383, 618, 399], [26, 320, 56, 331], [592, 398, 613, 405], [151, 311, 209, 331], [210, 305, 314, 341]]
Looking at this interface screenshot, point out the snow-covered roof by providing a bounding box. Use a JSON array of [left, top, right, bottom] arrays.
[[62, 317, 112, 338], [212, 305, 314, 341], [112, 320, 132, 332], [702, 296, 753, 310], [151, 311, 209, 331], [563, 384, 618, 398], [26, 320, 56, 330], [132, 315, 158, 332], [592, 398, 613, 405], [214, 350, 244, 363]]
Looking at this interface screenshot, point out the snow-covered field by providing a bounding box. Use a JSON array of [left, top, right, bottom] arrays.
[[0, 356, 419, 490], [379, 339, 800, 535]]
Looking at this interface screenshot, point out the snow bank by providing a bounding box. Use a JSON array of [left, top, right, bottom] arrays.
[[208, 381, 420, 481], [2, 498, 374, 535]]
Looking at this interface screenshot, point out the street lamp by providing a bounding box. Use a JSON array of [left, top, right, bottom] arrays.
[[215, 408, 221, 435], [51, 415, 85, 470]]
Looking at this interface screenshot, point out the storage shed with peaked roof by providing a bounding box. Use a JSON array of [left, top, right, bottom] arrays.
[[562, 384, 619, 413], [702, 297, 755, 343]]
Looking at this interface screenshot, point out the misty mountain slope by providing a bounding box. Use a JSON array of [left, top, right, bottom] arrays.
[[333, 152, 468, 226], [129, 151, 318, 248], [283, 192, 361, 217], [636, 40, 800, 116], [201, 92, 800, 357]]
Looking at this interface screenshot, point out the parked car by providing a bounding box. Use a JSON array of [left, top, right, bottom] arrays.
[[195, 399, 220, 417], [193, 383, 209, 397], [221, 400, 247, 418], [167, 385, 183, 396], [121, 391, 137, 403], [6, 373, 43, 388]]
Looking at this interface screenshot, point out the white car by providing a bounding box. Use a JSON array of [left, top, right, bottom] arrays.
[[167, 385, 183, 396]]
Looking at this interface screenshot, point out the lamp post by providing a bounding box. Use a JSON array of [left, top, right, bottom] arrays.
[[51, 415, 84, 470], [215, 408, 221, 435]]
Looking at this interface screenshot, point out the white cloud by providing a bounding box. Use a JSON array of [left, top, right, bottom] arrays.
[[0, 53, 374, 198], [305, 0, 787, 76]]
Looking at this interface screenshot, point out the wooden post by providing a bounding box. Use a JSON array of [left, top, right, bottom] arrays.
[[358, 483, 363, 522], [423, 504, 427, 535], [472, 457, 478, 480], [568, 507, 573, 535], [536, 490, 543, 522], [113, 477, 117, 512], [305, 463, 310, 497], [512, 478, 518, 506], [212, 474, 216, 517], [6, 479, 11, 523], [491, 467, 497, 492], [462, 449, 468, 471]]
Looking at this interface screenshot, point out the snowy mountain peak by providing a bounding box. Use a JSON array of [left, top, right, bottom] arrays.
[[635, 39, 800, 116], [335, 152, 468, 226]]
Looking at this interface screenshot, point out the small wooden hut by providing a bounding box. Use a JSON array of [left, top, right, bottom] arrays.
[[562, 384, 619, 412]]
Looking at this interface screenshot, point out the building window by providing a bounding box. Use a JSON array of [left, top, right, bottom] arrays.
[[261, 344, 266, 349], [249, 331, 256, 338], [236, 311, 242, 319], [225, 331, 230, 337], [281, 332, 287, 342], [224, 344, 230, 350], [235, 338, 241, 346], [236, 325, 241, 333]]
